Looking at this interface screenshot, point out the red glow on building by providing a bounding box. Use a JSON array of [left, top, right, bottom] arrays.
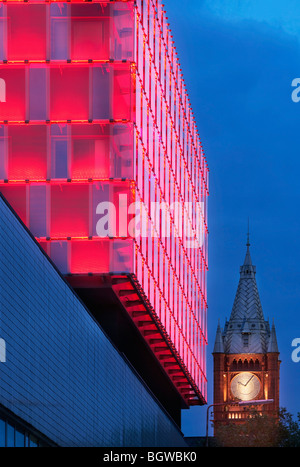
[[0, 0, 209, 407]]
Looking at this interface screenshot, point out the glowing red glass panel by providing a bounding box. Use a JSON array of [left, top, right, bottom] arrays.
[[0, 67, 25, 121], [70, 240, 110, 274], [8, 126, 47, 180], [50, 184, 89, 237], [7, 4, 46, 60], [50, 66, 89, 121], [70, 4, 110, 60], [0, 184, 26, 224]]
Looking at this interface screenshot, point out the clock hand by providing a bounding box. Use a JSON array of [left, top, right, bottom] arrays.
[[244, 375, 254, 386], [238, 381, 246, 387]]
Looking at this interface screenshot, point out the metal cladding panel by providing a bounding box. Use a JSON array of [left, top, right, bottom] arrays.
[[0, 0, 208, 405]]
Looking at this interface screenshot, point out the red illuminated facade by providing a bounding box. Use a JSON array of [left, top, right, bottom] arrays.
[[0, 0, 208, 408]]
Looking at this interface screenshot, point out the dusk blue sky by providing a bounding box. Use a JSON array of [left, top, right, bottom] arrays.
[[164, 0, 300, 436]]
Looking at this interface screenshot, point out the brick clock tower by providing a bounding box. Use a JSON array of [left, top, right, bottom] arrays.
[[213, 237, 280, 430]]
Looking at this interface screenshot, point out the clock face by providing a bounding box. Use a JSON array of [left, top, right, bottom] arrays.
[[230, 372, 261, 401]]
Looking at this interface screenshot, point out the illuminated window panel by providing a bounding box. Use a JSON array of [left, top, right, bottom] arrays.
[[70, 238, 134, 274], [7, 125, 47, 180], [71, 240, 110, 274], [70, 4, 110, 60], [0, 67, 25, 121], [50, 66, 89, 121], [50, 184, 89, 238], [72, 131, 110, 180], [0, 184, 26, 224], [6, 4, 46, 60], [70, 123, 133, 180]]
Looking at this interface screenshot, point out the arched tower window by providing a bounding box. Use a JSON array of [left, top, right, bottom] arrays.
[[231, 359, 237, 370]]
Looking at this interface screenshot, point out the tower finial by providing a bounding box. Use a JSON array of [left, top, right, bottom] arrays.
[[246, 217, 250, 247]]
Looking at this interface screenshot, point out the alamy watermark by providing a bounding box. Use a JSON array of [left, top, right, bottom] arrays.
[[95, 196, 205, 249], [0, 78, 6, 103], [291, 78, 300, 103], [291, 338, 300, 362], [0, 338, 6, 363]]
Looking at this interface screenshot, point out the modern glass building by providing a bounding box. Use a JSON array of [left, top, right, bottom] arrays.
[[0, 0, 208, 445]]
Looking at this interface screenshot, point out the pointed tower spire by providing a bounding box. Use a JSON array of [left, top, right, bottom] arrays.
[[240, 218, 256, 277], [241, 220, 255, 276], [221, 233, 269, 354], [213, 320, 224, 354], [268, 319, 279, 353], [247, 217, 250, 248]]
